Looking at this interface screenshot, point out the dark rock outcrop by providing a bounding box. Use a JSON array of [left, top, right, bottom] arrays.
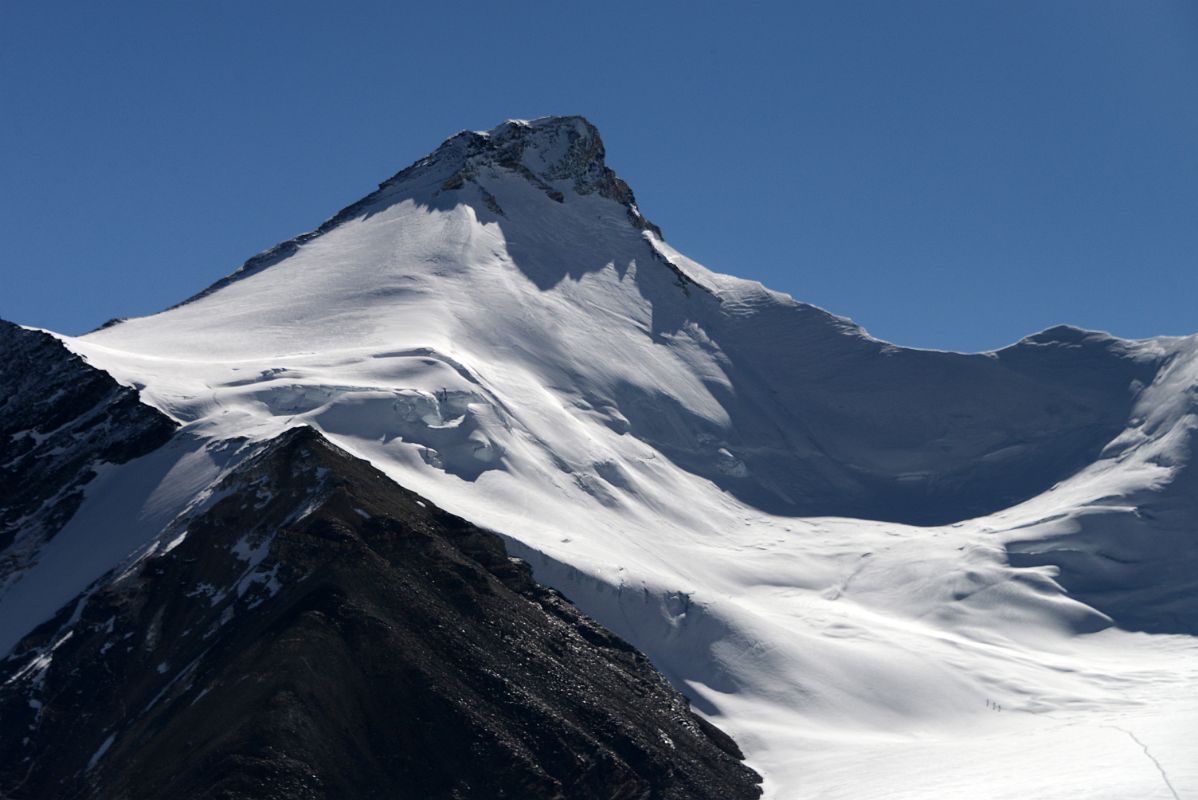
[[0, 320, 176, 582], [0, 426, 762, 800]]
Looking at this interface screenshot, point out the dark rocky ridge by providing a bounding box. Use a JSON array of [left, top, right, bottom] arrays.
[[0, 426, 762, 799], [0, 320, 176, 584], [434, 117, 664, 238]]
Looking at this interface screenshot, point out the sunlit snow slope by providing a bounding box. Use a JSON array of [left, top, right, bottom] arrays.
[[46, 117, 1198, 798]]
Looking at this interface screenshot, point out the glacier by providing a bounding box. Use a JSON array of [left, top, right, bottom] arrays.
[[6, 116, 1195, 798]]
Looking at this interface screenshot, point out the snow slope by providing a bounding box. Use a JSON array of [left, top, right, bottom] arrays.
[[30, 116, 1198, 798]]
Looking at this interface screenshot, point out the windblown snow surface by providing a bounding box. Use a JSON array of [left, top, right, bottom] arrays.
[[19, 117, 1197, 798]]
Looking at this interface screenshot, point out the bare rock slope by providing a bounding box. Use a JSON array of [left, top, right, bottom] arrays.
[[0, 422, 761, 800]]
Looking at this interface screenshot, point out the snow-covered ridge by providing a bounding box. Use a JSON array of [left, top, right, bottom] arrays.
[[17, 115, 1198, 798], [169, 115, 664, 310]]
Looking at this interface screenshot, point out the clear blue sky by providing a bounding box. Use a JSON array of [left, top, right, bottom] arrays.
[[2, 1, 1195, 351]]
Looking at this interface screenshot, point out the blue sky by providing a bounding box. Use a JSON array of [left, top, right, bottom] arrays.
[[2, 1, 1195, 351]]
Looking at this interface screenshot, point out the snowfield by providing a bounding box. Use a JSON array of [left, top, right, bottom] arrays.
[[11, 117, 1195, 798]]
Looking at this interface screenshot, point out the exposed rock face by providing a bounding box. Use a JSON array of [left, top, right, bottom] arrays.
[[0, 320, 175, 587], [0, 427, 762, 800], [448, 117, 663, 237]]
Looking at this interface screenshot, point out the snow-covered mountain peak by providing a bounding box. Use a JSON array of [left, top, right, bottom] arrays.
[[6, 116, 1198, 799], [170, 114, 663, 306]]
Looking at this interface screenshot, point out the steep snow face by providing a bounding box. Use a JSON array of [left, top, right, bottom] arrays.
[[1003, 340, 1198, 633], [64, 116, 1198, 799], [80, 116, 1161, 526]]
